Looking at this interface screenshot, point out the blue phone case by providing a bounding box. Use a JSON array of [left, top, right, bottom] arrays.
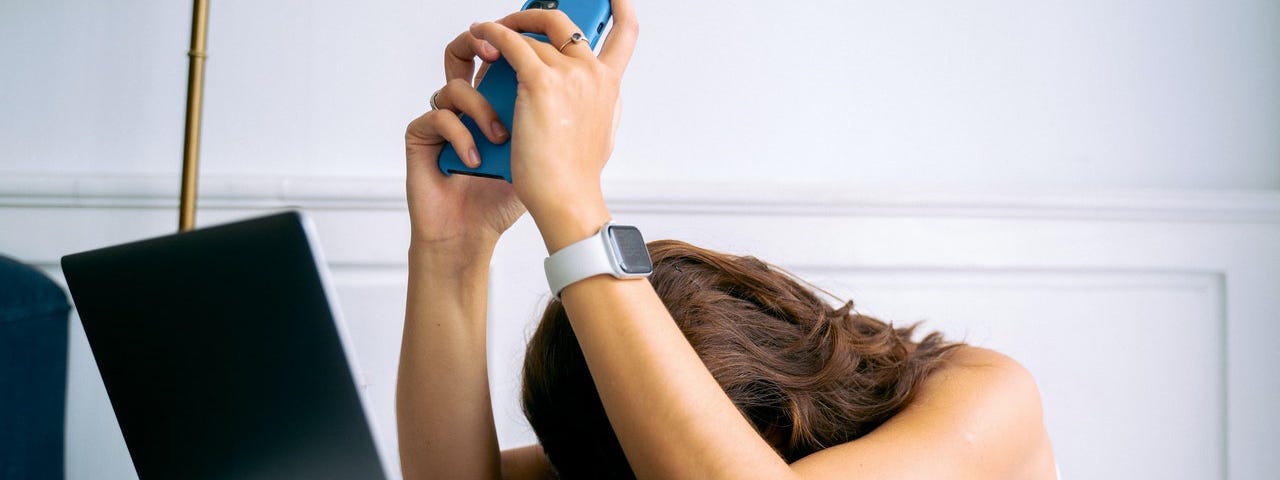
[[437, 0, 612, 183]]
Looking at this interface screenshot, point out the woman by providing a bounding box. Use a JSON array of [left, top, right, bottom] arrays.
[[397, 1, 1057, 478]]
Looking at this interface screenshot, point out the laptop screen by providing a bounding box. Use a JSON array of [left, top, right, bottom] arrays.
[[62, 211, 390, 479]]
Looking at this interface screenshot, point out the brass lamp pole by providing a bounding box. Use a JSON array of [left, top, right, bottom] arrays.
[[179, 0, 210, 232]]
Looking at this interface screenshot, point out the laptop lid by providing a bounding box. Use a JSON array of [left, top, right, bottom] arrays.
[[62, 211, 394, 480]]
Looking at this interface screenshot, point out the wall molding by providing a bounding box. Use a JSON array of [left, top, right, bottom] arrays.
[[2, 173, 1279, 223]]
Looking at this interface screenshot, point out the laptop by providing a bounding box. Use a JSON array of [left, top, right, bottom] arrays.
[[62, 211, 397, 480]]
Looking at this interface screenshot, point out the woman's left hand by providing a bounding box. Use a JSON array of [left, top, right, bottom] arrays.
[[404, 29, 526, 259], [468, 1, 638, 252]]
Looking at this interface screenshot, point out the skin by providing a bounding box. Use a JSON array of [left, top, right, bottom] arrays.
[[396, 1, 1057, 478]]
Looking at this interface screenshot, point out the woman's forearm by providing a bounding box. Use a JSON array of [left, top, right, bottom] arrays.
[[558, 272, 798, 480], [396, 244, 500, 480], [529, 196, 794, 478]]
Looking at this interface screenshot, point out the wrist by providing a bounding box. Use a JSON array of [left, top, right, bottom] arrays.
[[408, 239, 495, 276], [529, 194, 611, 254]]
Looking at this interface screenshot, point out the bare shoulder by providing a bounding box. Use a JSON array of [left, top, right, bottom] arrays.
[[908, 346, 1057, 477], [792, 346, 1057, 479], [906, 348, 1054, 478], [933, 346, 1040, 395]]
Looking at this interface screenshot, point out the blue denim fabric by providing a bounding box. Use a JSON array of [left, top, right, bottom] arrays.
[[1, 256, 69, 480]]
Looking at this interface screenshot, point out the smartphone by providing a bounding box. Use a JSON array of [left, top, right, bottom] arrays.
[[437, 0, 613, 183]]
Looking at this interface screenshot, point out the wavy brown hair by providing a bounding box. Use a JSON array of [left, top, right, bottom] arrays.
[[521, 240, 960, 479]]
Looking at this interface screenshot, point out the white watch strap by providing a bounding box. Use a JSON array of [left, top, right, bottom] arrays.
[[544, 225, 615, 299]]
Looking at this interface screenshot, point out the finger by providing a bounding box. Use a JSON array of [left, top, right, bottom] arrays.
[[407, 110, 483, 168], [433, 78, 509, 144], [599, 0, 639, 72], [469, 22, 549, 73], [494, 9, 593, 60], [444, 31, 501, 82]]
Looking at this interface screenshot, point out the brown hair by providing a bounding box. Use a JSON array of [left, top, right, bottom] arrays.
[[521, 240, 960, 479]]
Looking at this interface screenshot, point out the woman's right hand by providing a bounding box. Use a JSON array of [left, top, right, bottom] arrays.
[[404, 31, 526, 259], [466, 3, 639, 254]]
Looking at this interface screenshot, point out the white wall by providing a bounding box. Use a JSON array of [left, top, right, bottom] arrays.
[[2, 0, 1277, 187], [2, 0, 1279, 479]]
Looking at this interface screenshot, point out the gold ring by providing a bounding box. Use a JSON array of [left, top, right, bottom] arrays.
[[557, 32, 585, 53]]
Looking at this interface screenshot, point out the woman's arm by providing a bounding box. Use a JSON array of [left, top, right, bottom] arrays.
[[397, 251, 553, 480], [470, 2, 1053, 477], [557, 272, 800, 479], [465, 5, 795, 478], [395, 27, 530, 479], [397, 244, 501, 479]]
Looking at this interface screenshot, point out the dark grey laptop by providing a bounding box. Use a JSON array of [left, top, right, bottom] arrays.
[[62, 211, 395, 480]]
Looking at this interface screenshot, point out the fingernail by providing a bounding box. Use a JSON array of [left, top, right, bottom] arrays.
[[491, 121, 508, 140], [467, 148, 481, 168]]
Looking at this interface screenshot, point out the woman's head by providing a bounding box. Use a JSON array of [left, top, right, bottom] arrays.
[[521, 240, 958, 479]]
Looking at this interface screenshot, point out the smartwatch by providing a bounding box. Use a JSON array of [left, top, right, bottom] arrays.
[[544, 221, 653, 299]]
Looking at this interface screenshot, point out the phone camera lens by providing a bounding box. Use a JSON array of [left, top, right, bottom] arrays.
[[530, 0, 558, 9]]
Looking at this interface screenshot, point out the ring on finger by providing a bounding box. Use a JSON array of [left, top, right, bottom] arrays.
[[557, 32, 586, 53], [429, 89, 443, 111]]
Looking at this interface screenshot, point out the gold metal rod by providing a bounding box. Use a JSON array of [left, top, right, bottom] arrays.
[[179, 0, 210, 232]]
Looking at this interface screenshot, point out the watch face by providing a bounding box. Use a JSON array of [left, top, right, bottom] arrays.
[[607, 225, 653, 275]]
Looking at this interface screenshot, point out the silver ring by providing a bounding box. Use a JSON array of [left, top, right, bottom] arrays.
[[429, 89, 443, 111], [557, 32, 585, 53]]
